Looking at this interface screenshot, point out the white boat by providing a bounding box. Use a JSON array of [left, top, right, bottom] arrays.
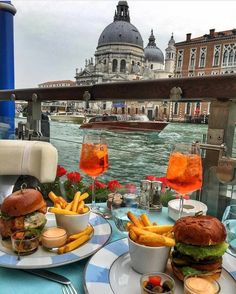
[[50, 112, 85, 123]]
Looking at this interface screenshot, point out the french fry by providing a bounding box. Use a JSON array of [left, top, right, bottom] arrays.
[[79, 192, 89, 202], [68, 225, 93, 241], [127, 211, 143, 228], [144, 225, 173, 234], [140, 214, 152, 227], [48, 207, 77, 215], [48, 191, 58, 203], [139, 218, 145, 227], [55, 203, 61, 209], [82, 206, 89, 213], [139, 234, 175, 247], [126, 222, 132, 230], [72, 192, 81, 212], [129, 225, 158, 238], [64, 234, 90, 252], [129, 229, 138, 242], [57, 245, 66, 254], [77, 200, 84, 213], [58, 197, 67, 208], [65, 202, 73, 211]]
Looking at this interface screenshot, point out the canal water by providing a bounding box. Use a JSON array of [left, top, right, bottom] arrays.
[[48, 121, 236, 185]]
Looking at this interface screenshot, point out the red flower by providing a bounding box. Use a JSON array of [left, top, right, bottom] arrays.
[[145, 175, 159, 181], [67, 172, 81, 183], [107, 180, 122, 192], [88, 180, 106, 190], [145, 176, 167, 186], [125, 183, 137, 193], [56, 165, 67, 177]]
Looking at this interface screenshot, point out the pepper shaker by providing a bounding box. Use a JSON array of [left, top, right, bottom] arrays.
[[150, 181, 162, 211]]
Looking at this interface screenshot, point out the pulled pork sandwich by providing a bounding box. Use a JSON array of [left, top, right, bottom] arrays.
[[171, 215, 228, 281], [0, 189, 47, 239]]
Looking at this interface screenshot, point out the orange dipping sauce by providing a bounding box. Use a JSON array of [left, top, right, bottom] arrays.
[[184, 277, 220, 294], [41, 227, 67, 249]]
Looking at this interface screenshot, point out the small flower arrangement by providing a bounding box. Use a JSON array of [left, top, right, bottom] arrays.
[[42, 165, 182, 207]]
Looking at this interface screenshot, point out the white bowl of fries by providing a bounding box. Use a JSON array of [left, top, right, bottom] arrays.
[[55, 207, 90, 235], [48, 191, 91, 235], [127, 211, 175, 274]]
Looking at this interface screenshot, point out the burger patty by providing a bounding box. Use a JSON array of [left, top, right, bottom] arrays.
[[171, 250, 223, 273]]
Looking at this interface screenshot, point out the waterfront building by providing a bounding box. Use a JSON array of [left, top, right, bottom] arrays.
[[38, 80, 84, 113], [75, 1, 175, 120], [171, 28, 236, 122]]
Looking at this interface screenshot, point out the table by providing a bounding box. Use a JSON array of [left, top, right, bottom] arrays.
[[0, 208, 235, 294]]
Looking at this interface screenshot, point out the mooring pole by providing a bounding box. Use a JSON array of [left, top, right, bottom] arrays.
[[0, 1, 16, 139]]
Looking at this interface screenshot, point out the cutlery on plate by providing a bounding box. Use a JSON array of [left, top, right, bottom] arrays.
[[22, 269, 78, 294]]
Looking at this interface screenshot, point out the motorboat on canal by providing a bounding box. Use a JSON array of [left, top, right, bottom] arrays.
[[80, 114, 168, 132]]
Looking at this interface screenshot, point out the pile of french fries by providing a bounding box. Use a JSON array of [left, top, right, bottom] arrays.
[[48, 191, 89, 215], [127, 211, 175, 247], [47, 191, 93, 254], [57, 224, 94, 254]]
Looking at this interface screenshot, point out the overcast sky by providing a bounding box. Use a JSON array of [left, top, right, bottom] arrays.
[[10, 0, 236, 88]]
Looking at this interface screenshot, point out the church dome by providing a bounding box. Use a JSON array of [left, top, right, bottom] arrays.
[[97, 1, 143, 49], [144, 30, 164, 64]]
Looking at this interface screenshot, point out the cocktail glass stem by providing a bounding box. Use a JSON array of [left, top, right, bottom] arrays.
[[179, 195, 184, 218], [91, 176, 96, 210]]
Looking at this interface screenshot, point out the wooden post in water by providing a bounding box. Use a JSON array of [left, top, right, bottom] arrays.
[[201, 100, 236, 218]]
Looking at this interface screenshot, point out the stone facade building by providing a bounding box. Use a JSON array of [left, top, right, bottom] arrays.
[[75, 1, 175, 120]]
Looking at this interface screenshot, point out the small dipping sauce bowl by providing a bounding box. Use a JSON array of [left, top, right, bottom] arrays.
[[184, 275, 220, 294], [41, 227, 67, 249], [11, 230, 40, 255]]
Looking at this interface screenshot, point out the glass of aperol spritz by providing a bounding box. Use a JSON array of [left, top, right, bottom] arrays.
[[79, 134, 109, 212], [166, 143, 202, 218]]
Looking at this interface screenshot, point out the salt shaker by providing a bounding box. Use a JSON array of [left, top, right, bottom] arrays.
[[150, 181, 162, 211], [139, 180, 151, 209]]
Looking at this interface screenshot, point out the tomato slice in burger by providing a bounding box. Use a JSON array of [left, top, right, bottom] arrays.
[[149, 276, 161, 286]]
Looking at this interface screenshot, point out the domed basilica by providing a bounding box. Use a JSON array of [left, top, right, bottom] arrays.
[[75, 1, 176, 119]]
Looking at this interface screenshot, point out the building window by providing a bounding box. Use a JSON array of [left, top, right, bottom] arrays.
[[112, 59, 118, 72], [142, 106, 145, 114], [132, 61, 134, 65], [222, 44, 235, 67], [135, 108, 138, 114], [122, 107, 125, 114], [173, 102, 178, 115], [151, 64, 153, 69], [177, 50, 183, 69], [213, 45, 221, 66], [228, 49, 234, 65], [199, 47, 206, 67], [103, 103, 106, 110], [120, 59, 126, 73], [213, 51, 219, 66], [186, 102, 191, 115], [189, 48, 196, 69], [127, 107, 130, 114]]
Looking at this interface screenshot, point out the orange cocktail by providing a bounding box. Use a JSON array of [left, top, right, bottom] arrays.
[[166, 151, 202, 195], [80, 143, 108, 177]]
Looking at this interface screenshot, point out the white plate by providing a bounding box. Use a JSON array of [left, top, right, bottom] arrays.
[[0, 212, 111, 269], [84, 238, 236, 294]]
